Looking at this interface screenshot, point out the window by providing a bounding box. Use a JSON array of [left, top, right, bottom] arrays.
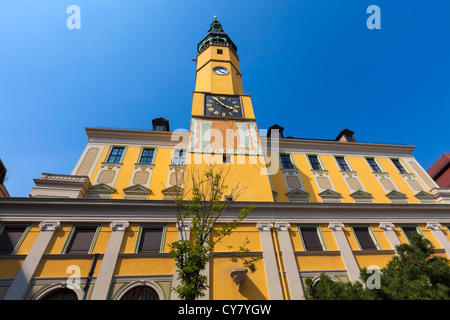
[[41, 288, 78, 300], [346, 134, 356, 142], [392, 159, 407, 173], [137, 226, 164, 253], [335, 156, 350, 172], [401, 225, 419, 242], [107, 147, 125, 164], [173, 149, 186, 165], [352, 226, 378, 250], [308, 155, 322, 171], [366, 157, 382, 173], [298, 225, 324, 251], [154, 125, 164, 131], [121, 286, 159, 300], [217, 49, 223, 54], [139, 148, 155, 165], [0, 225, 27, 254], [280, 154, 294, 169], [223, 154, 231, 164], [65, 226, 98, 254]]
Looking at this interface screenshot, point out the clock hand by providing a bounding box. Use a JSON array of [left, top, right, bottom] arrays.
[[212, 96, 236, 110]]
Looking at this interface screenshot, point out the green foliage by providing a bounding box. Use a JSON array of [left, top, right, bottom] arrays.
[[305, 232, 450, 300], [169, 165, 256, 300], [228, 236, 263, 273]]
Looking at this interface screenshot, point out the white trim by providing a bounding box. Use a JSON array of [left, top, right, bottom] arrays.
[[32, 282, 84, 300], [114, 280, 165, 300]]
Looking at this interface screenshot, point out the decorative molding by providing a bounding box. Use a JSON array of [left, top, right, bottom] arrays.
[[430, 188, 450, 204], [39, 221, 60, 231], [123, 184, 152, 195], [110, 221, 129, 231], [328, 222, 345, 231], [385, 190, 407, 199], [176, 221, 193, 230], [350, 190, 373, 199], [379, 222, 395, 231], [415, 191, 434, 199], [426, 222, 442, 231], [274, 222, 290, 231], [89, 183, 116, 193], [256, 222, 273, 231], [230, 269, 248, 291]]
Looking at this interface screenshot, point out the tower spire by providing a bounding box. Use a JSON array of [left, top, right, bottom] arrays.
[[197, 17, 237, 55]]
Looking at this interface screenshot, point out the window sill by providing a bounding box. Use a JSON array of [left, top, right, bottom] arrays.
[[101, 162, 123, 167], [134, 163, 155, 168], [352, 249, 395, 255], [311, 169, 328, 174], [293, 250, 340, 256]]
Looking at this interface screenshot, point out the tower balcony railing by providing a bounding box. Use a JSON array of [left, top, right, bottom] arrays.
[[197, 40, 238, 58]]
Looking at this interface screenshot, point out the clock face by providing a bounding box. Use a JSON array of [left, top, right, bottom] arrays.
[[213, 66, 230, 75], [204, 94, 243, 118]]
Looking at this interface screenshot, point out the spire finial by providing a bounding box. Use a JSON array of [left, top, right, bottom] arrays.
[[214, 15, 217, 20]]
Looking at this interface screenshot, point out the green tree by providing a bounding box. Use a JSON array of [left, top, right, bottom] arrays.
[[169, 165, 257, 300], [306, 232, 450, 300]]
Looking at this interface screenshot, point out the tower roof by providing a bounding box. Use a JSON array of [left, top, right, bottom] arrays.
[[197, 17, 237, 55]]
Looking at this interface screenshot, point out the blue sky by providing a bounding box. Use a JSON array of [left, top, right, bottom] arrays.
[[1, 0, 449, 197]]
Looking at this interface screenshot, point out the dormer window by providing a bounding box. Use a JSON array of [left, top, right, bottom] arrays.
[[152, 117, 170, 132]]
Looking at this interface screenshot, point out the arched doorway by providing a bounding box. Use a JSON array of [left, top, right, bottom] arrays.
[[41, 288, 78, 300], [120, 285, 160, 300]]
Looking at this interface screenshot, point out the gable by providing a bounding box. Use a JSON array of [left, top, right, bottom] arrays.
[[89, 183, 116, 193], [386, 190, 407, 198], [350, 190, 373, 198], [318, 189, 342, 198], [123, 184, 152, 194], [285, 189, 309, 197]]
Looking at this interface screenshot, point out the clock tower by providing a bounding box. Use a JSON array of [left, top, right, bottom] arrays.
[[187, 17, 274, 202]]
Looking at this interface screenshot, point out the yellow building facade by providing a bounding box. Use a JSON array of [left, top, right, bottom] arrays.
[[1, 18, 450, 300]]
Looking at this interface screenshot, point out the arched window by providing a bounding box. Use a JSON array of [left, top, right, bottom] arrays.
[[121, 285, 160, 300], [41, 288, 78, 300]]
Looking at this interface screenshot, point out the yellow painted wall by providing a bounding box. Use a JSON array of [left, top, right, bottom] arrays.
[[354, 253, 394, 269], [378, 157, 420, 204], [185, 158, 275, 202], [114, 257, 174, 276], [213, 224, 262, 252], [35, 257, 102, 278], [89, 146, 109, 183], [195, 46, 243, 95], [0, 259, 24, 278], [291, 154, 322, 203], [320, 155, 353, 203], [210, 256, 268, 300], [346, 156, 389, 203], [15, 224, 40, 255], [296, 255, 345, 271], [148, 148, 172, 200], [112, 147, 140, 199]]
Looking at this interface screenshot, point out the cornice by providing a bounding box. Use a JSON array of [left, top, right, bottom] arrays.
[[261, 136, 416, 157], [85, 127, 190, 147], [1, 198, 450, 224]]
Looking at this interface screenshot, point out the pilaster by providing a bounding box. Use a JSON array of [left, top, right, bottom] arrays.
[[379, 222, 402, 252], [257, 222, 283, 300], [90, 221, 129, 300], [274, 222, 304, 300], [4, 221, 60, 300], [427, 222, 450, 258], [328, 222, 360, 282]]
